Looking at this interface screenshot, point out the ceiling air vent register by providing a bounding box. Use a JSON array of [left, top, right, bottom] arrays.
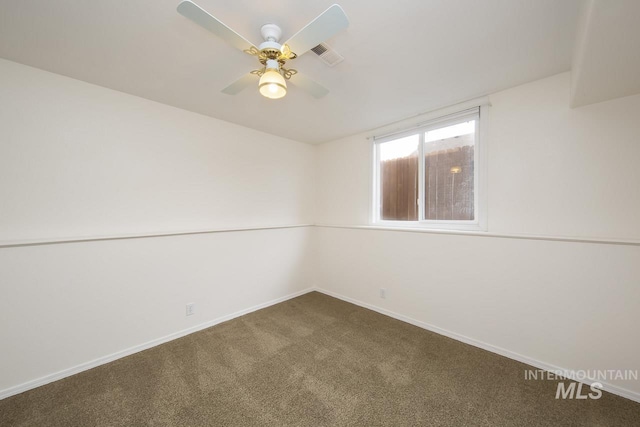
[[311, 43, 344, 67]]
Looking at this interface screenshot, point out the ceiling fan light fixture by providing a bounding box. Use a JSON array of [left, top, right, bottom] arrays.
[[259, 68, 287, 99], [178, 1, 349, 99]]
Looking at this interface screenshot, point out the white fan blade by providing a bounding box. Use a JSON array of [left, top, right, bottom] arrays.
[[177, 1, 256, 52], [221, 73, 257, 95], [289, 73, 330, 99], [283, 4, 349, 57]]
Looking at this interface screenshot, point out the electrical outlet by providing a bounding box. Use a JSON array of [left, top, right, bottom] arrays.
[[380, 288, 387, 299], [186, 303, 195, 316]]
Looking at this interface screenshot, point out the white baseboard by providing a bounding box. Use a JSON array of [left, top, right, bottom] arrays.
[[4, 287, 639, 405], [313, 287, 640, 404], [0, 287, 315, 401]]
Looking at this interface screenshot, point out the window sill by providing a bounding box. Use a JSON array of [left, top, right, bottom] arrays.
[[372, 221, 486, 232]]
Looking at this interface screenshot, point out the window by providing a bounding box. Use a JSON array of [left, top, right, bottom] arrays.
[[372, 105, 486, 230]]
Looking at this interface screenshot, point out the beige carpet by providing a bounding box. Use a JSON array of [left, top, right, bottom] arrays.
[[1, 291, 639, 426]]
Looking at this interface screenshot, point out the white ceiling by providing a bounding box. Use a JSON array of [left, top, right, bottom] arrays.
[[571, 0, 640, 107], [0, 0, 582, 144]]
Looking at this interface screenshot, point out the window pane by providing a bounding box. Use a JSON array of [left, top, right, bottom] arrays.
[[424, 120, 475, 220], [379, 135, 419, 221]]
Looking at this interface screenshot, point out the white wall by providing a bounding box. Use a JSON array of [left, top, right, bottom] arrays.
[[488, 73, 640, 239], [0, 59, 314, 395], [314, 72, 640, 397], [316, 72, 640, 240], [0, 228, 313, 394], [0, 58, 314, 243]]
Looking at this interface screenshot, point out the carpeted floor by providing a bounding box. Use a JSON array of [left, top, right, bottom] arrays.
[[1, 291, 639, 426]]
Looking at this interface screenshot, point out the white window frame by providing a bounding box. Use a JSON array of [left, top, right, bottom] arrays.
[[371, 102, 488, 231]]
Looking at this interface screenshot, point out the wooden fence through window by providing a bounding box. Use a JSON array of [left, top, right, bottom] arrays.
[[380, 146, 474, 221]]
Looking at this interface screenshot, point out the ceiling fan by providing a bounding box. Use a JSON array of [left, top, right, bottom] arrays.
[[177, 1, 349, 100]]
